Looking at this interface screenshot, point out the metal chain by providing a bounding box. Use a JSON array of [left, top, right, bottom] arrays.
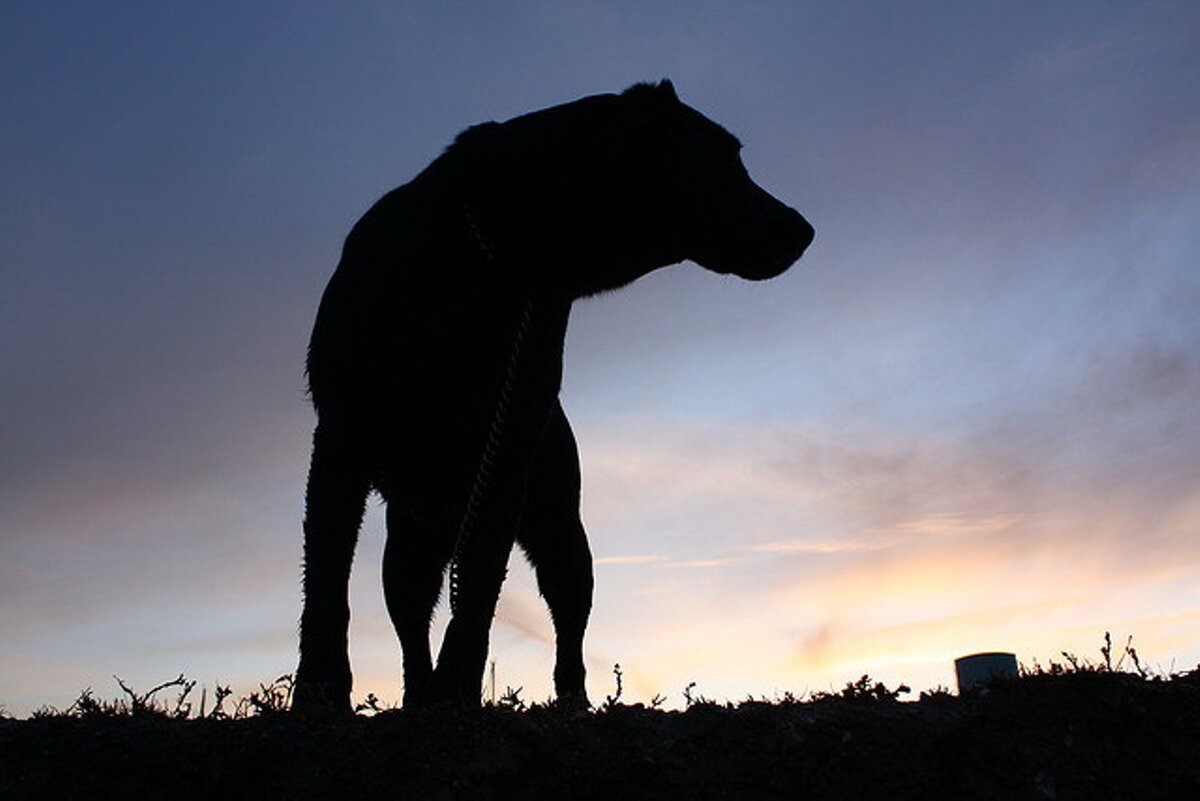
[[448, 205, 534, 614]]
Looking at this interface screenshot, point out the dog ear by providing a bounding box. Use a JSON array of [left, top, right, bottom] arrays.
[[622, 79, 679, 105], [620, 78, 681, 134]]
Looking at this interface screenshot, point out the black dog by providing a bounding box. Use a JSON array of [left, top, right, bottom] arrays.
[[295, 81, 814, 713]]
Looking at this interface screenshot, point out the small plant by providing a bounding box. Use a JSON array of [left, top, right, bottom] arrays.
[[1023, 632, 1152, 679], [602, 664, 624, 710], [235, 674, 295, 717], [1104, 631, 1147, 676], [115, 673, 195, 717], [199, 684, 234, 719], [30, 675, 196, 719], [67, 687, 111, 717], [496, 686, 526, 712], [918, 685, 955, 702], [682, 681, 712, 708], [811, 675, 910, 704], [354, 693, 384, 715]]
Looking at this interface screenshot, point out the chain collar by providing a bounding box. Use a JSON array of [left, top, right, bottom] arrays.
[[462, 203, 498, 266]]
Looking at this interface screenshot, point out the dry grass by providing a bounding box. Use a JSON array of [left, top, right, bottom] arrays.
[[3, 635, 1197, 799]]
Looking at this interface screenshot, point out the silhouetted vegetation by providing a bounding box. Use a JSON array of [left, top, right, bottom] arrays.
[[4, 640, 1197, 799]]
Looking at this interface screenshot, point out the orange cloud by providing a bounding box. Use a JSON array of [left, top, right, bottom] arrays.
[[594, 554, 667, 565]]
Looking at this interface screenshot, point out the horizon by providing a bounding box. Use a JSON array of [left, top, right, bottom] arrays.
[[2, 2, 1198, 716]]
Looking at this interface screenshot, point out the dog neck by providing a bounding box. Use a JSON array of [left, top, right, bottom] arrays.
[[461, 202, 498, 267]]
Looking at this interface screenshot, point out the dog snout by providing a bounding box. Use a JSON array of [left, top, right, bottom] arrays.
[[790, 208, 815, 259]]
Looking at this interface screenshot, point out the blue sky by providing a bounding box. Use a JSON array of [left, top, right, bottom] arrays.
[[2, 2, 1198, 714]]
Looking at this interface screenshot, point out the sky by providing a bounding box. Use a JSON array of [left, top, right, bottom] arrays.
[[2, 1, 1198, 715]]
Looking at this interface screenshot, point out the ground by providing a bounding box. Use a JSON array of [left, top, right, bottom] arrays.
[[2, 668, 1197, 799]]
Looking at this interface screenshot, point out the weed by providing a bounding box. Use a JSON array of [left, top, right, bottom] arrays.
[[496, 686, 526, 712], [1023, 632, 1152, 679], [354, 693, 385, 715], [66, 688, 113, 717], [199, 684, 234, 719], [38, 674, 196, 719], [115, 673, 195, 718], [602, 663, 624, 710], [811, 675, 910, 704], [236, 674, 295, 717], [682, 681, 713, 708], [918, 685, 955, 702]]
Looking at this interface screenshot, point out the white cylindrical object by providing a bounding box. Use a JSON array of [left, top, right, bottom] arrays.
[[955, 652, 1018, 693]]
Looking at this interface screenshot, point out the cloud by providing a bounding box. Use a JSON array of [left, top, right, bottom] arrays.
[[495, 589, 554, 647], [572, 393, 1199, 694], [748, 514, 1021, 555], [594, 555, 667, 566], [749, 539, 892, 555], [3, 0, 1198, 715], [664, 558, 739, 570]]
